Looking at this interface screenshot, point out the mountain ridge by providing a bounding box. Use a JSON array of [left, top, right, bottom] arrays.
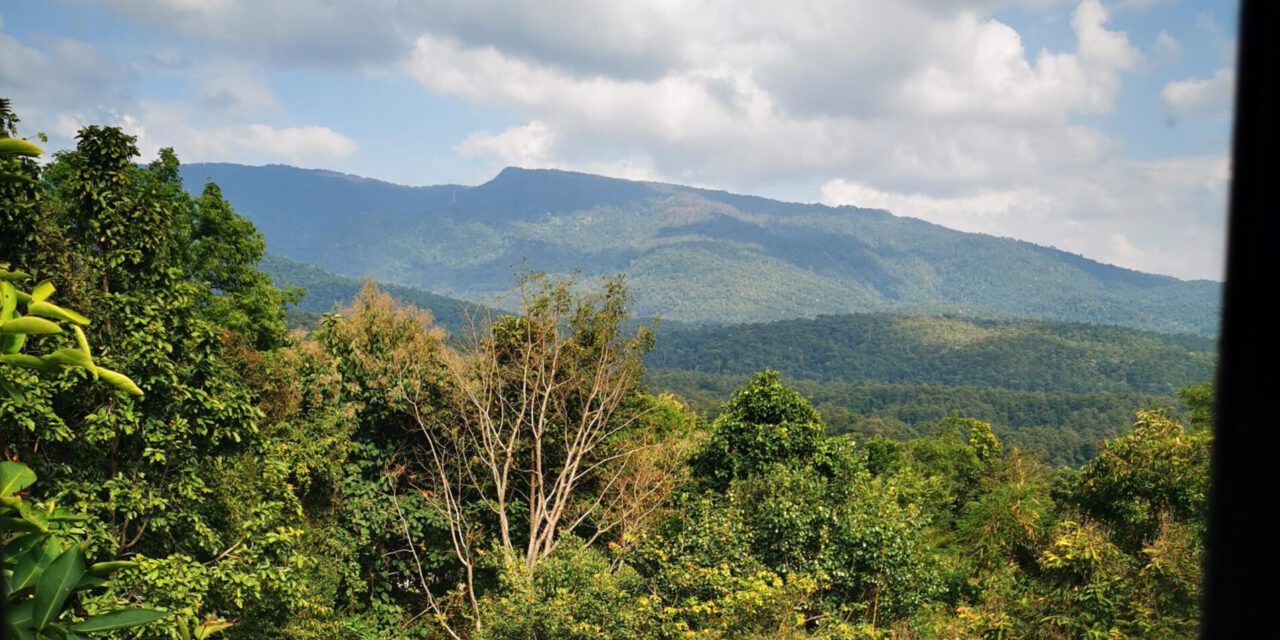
[[182, 163, 1221, 335]]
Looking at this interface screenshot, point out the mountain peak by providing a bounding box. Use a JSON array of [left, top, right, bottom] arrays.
[[469, 166, 659, 216]]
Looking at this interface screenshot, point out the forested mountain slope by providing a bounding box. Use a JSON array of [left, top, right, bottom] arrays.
[[263, 254, 496, 332], [648, 313, 1215, 395], [181, 163, 1221, 335]]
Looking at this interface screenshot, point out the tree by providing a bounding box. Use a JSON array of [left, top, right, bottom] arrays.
[[690, 369, 826, 487], [315, 275, 665, 636], [3, 120, 312, 639], [1073, 409, 1211, 550]]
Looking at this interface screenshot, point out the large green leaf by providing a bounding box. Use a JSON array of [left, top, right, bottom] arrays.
[[0, 138, 43, 158], [29, 281, 54, 304], [0, 316, 63, 335], [27, 301, 90, 326], [71, 609, 170, 632], [0, 353, 64, 374], [8, 536, 61, 594], [31, 544, 85, 630], [0, 461, 36, 497], [0, 516, 46, 535], [3, 533, 48, 563], [1, 331, 28, 354], [0, 281, 15, 321], [6, 601, 34, 640], [42, 348, 94, 369]]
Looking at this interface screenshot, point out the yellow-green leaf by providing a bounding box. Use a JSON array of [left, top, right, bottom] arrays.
[[96, 367, 144, 397], [87, 560, 140, 577], [0, 316, 63, 335], [27, 301, 90, 326], [0, 461, 37, 496], [1, 353, 64, 373], [30, 281, 54, 303], [0, 138, 43, 158], [43, 348, 94, 370]]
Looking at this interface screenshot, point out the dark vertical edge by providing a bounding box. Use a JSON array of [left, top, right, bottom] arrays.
[[1202, 1, 1278, 637]]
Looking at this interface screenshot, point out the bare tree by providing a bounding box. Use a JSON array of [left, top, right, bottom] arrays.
[[401, 274, 670, 634]]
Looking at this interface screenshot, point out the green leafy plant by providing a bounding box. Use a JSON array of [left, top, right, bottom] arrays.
[[3, 460, 169, 639], [0, 264, 143, 401], [2, 248, 157, 635]]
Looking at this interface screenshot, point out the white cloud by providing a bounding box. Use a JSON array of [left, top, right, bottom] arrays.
[[403, 2, 1136, 194], [121, 103, 358, 165], [1154, 30, 1181, 59], [894, 1, 1137, 123], [191, 63, 282, 116], [1161, 68, 1236, 119], [456, 121, 555, 167], [822, 154, 1229, 279], [2, 19, 356, 169]]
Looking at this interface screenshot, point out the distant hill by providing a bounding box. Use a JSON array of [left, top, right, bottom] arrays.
[[184, 163, 1221, 335], [262, 255, 497, 333], [648, 314, 1216, 395]]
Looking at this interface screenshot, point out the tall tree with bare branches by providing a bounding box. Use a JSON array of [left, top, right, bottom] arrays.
[[414, 275, 662, 630]]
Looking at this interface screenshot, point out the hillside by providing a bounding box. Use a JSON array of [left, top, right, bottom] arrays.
[[648, 313, 1216, 395], [262, 255, 498, 332], [182, 163, 1221, 335]]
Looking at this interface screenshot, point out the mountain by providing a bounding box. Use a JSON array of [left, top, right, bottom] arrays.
[[183, 163, 1221, 335]]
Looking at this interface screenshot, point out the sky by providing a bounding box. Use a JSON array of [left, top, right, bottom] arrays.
[[0, 0, 1238, 281]]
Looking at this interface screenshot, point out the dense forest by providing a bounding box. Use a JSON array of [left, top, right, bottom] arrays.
[[3, 111, 1211, 638], [646, 370, 1187, 467], [648, 314, 1214, 395], [262, 264, 1208, 467]]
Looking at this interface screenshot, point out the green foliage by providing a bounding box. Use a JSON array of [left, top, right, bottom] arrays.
[[478, 539, 659, 640], [649, 369, 1177, 467], [691, 370, 826, 486], [3, 462, 168, 639], [650, 313, 1216, 394], [1177, 381, 1215, 431], [187, 183, 295, 349], [1, 266, 143, 399], [1071, 409, 1212, 550], [2, 114, 308, 638], [261, 255, 497, 334], [0, 104, 1218, 638]]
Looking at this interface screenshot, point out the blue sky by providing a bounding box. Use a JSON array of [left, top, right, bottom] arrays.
[[1, 1, 1238, 280]]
